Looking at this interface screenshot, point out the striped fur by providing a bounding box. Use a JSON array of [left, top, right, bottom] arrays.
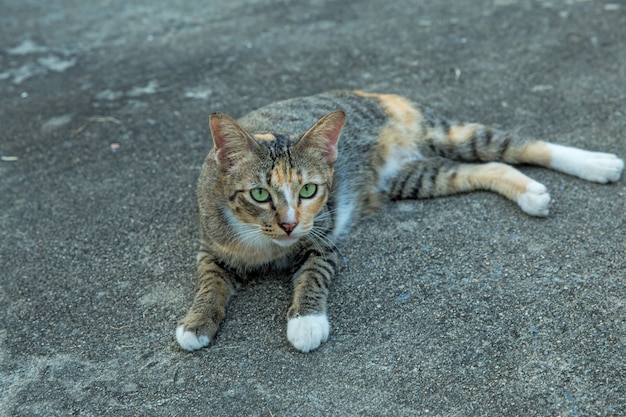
[[177, 90, 624, 353]]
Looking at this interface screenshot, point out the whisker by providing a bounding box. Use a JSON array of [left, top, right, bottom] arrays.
[[307, 226, 343, 259], [231, 224, 271, 251]]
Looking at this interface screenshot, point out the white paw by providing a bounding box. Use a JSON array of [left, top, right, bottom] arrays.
[[548, 144, 624, 183], [176, 325, 211, 351], [517, 181, 551, 216], [287, 314, 330, 353]]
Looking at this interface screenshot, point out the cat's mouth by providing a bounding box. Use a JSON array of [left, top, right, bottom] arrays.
[[272, 234, 300, 247]]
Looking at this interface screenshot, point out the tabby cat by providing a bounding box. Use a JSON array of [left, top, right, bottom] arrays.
[[176, 90, 623, 353]]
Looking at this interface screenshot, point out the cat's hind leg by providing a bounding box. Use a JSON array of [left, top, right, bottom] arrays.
[[420, 120, 624, 183], [176, 251, 237, 351], [526, 143, 623, 183], [388, 158, 551, 216]]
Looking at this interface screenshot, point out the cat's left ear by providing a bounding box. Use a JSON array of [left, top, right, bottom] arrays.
[[297, 110, 346, 164]]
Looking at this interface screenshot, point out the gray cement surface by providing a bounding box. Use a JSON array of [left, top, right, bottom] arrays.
[[1, 1, 625, 415]]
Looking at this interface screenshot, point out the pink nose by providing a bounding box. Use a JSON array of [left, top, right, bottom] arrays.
[[280, 222, 298, 234]]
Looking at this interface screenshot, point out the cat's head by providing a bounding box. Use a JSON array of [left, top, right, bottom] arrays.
[[208, 110, 346, 247]]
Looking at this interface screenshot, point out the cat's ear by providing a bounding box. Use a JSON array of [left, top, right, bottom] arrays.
[[298, 110, 346, 164], [209, 113, 259, 170]]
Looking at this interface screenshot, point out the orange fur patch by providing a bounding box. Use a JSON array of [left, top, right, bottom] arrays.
[[518, 141, 552, 166], [253, 133, 276, 142], [354, 90, 422, 125], [354, 91, 424, 174], [271, 161, 288, 186], [448, 124, 480, 144], [454, 163, 533, 200], [377, 124, 419, 160]]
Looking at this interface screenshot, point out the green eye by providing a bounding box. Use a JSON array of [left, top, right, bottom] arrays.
[[299, 183, 317, 199], [250, 188, 271, 202]]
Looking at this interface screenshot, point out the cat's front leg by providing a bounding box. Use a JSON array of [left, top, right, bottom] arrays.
[[176, 251, 237, 351], [287, 250, 337, 353]]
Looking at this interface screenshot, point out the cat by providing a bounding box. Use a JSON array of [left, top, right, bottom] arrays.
[[176, 90, 624, 353]]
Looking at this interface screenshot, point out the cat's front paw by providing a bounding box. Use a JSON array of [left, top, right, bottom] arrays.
[[517, 181, 551, 217], [176, 324, 212, 351], [287, 314, 330, 353]]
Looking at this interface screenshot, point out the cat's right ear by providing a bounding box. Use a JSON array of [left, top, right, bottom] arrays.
[[209, 113, 259, 170], [298, 110, 346, 164]]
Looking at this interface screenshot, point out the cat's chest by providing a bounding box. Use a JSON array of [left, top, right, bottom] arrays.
[[210, 236, 295, 270]]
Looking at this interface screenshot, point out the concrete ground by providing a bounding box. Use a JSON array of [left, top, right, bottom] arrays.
[[1, 0, 625, 415]]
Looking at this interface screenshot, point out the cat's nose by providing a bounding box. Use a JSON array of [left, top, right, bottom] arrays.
[[279, 222, 299, 234]]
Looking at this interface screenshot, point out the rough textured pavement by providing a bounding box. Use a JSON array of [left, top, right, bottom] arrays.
[[1, 1, 625, 415]]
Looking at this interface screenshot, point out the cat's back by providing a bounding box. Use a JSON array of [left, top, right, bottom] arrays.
[[237, 90, 389, 146]]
